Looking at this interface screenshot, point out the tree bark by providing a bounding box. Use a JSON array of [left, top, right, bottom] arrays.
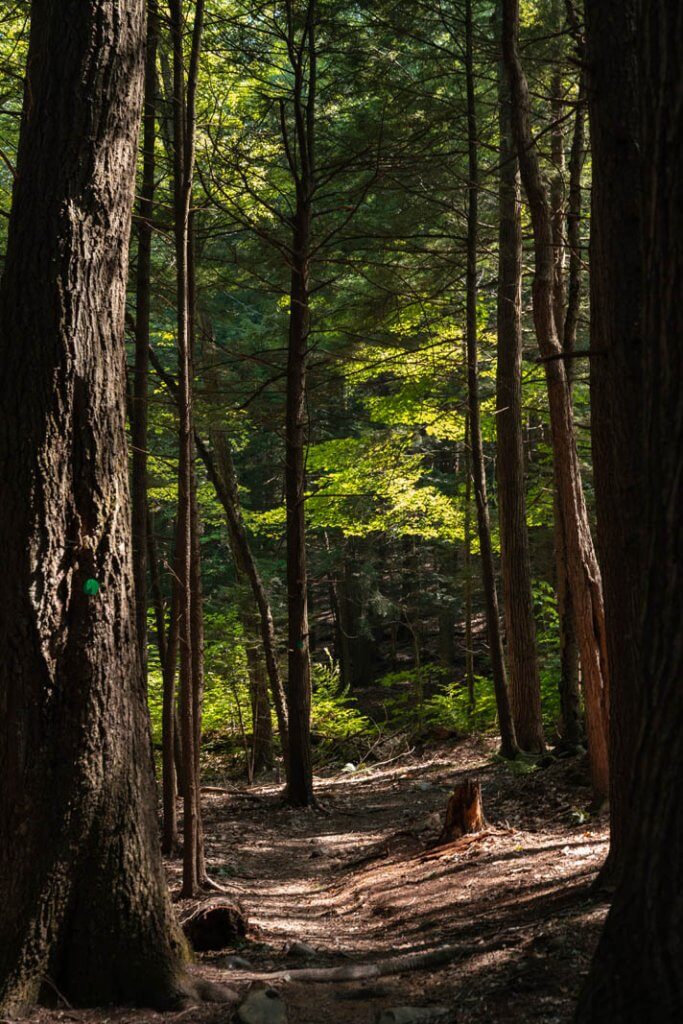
[[169, 0, 204, 897], [0, 0, 190, 1012], [495, 22, 544, 753], [502, 0, 610, 800], [465, 0, 518, 760], [584, 0, 643, 887], [131, 0, 159, 674], [548, 15, 582, 744], [575, 2, 683, 1017], [283, 0, 317, 806]]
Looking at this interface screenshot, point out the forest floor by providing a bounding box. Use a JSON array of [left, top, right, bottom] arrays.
[[29, 737, 610, 1024]]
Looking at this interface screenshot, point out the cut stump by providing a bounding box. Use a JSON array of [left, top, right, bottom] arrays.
[[181, 899, 248, 951], [432, 778, 485, 847]]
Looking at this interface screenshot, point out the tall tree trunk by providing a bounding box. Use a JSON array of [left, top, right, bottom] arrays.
[[131, 0, 159, 674], [285, 196, 315, 804], [0, 0, 191, 1011], [463, 426, 475, 710], [548, 16, 582, 744], [495, 21, 544, 753], [502, 0, 610, 801], [555, 78, 585, 749], [169, 0, 205, 897], [464, 0, 518, 760], [583, 0, 643, 886], [575, 2, 683, 1016], [282, 0, 317, 807]]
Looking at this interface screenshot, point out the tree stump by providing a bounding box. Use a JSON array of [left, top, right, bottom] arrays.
[[434, 778, 485, 846], [181, 899, 248, 951]]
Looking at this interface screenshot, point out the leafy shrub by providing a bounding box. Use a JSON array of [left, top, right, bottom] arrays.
[[311, 652, 374, 745]]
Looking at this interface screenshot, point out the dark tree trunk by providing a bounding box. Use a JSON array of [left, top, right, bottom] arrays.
[[463, 427, 475, 709], [162, 550, 181, 855], [503, 0, 610, 801], [548, 18, 583, 742], [584, 0, 643, 887], [495, 25, 544, 753], [169, 0, 204, 897], [575, 2, 683, 1017], [245, 621, 275, 774], [282, 0, 317, 806], [465, 0, 518, 759], [131, 0, 159, 674], [285, 197, 315, 804], [0, 0, 190, 1012]]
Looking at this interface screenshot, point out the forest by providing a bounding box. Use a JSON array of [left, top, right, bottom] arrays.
[[0, 0, 680, 1021]]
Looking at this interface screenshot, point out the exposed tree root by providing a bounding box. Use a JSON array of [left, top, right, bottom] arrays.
[[249, 944, 464, 984]]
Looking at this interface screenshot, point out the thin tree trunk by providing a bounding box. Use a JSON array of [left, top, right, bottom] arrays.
[[283, 0, 317, 807], [548, 17, 582, 741], [169, 0, 205, 897], [464, 0, 518, 759], [202, 428, 290, 758], [463, 426, 475, 711], [131, 0, 159, 675], [148, 511, 168, 668], [502, 0, 610, 801], [0, 0, 191, 1011], [555, 77, 585, 750], [495, 20, 544, 752]]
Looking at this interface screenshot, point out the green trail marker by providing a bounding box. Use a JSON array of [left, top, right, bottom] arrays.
[[83, 578, 100, 597]]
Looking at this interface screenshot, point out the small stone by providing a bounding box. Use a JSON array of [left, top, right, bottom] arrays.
[[238, 988, 287, 1024], [221, 955, 252, 969], [284, 940, 316, 958]]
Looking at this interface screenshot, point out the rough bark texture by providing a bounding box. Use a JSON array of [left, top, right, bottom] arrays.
[[549, 15, 582, 745], [131, 0, 159, 673], [283, 0, 317, 806], [575, 2, 683, 1017], [503, 0, 609, 800], [465, 0, 518, 760], [169, 0, 205, 896], [584, 0, 643, 885], [495, 32, 544, 753], [0, 1, 189, 1013]]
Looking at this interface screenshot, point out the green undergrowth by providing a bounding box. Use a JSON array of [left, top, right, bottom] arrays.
[[146, 579, 572, 776]]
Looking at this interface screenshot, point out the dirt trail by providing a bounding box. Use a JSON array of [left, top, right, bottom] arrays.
[[192, 738, 608, 1023], [33, 739, 609, 1024]]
